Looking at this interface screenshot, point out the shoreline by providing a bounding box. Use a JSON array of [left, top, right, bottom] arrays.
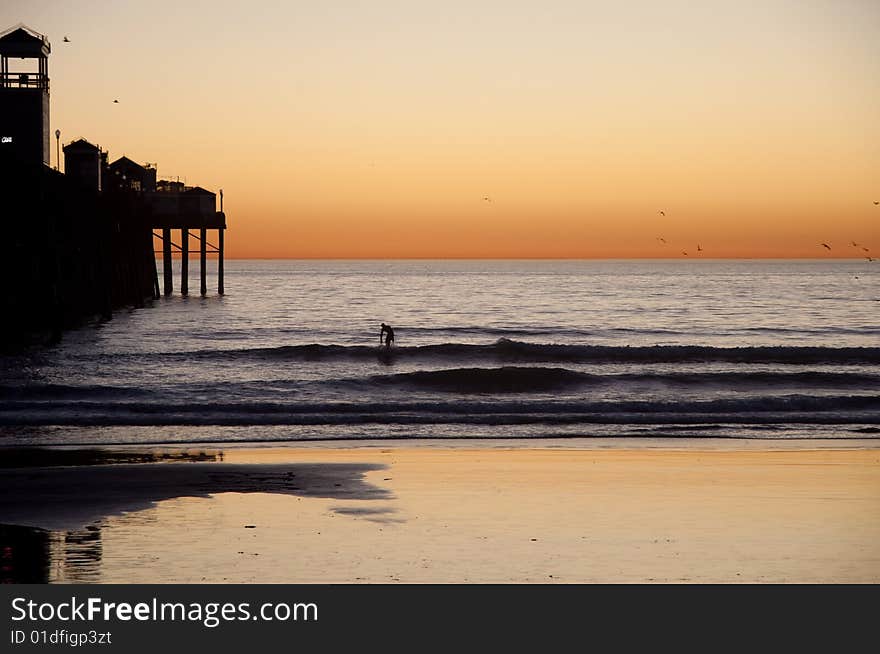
[[5, 440, 878, 462], [2, 435, 879, 458]]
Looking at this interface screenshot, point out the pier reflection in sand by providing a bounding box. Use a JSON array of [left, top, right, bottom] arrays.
[[0, 524, 102, 583]]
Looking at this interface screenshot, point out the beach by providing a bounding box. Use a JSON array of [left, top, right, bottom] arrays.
[[2, 441, 878, 583]]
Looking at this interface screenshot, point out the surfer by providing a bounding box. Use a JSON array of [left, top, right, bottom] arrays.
[[380, 323, 395, 348]]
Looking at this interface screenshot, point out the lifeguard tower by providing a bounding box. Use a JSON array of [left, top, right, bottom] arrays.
[[0, 24, 51, 167]]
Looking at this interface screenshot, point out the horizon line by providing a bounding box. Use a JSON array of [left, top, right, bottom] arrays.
[[168, 256, 874, 261]]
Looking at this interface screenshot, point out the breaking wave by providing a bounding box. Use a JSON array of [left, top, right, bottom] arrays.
[[174, 339, 880, 365], [1, 395, 878, 427]]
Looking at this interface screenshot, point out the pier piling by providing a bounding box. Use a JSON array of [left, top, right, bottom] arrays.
[[200, 227, 207, 296], [162, 228, 172, 296], [181, 228, 189, 295], [218, 227, 224, 295]]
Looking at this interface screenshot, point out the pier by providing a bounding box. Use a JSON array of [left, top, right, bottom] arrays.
[[0, 24, 229, 344]]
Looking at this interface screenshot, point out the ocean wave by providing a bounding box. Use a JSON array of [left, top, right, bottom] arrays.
[[366, 367, 586, 392], [0, 383, 150, 400], [402, 325, 880, 337], [360, 367, 880, 393], [177, 339, 880, 365], [3, 369, 875, 403], [1, 395, 877, 427]]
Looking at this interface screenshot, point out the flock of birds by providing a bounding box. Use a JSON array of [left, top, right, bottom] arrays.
[[654, 210, 706, 256], [822, 241, 875, 262], [653, 206, 876, 260], [479, 199, 876, 259], [819, 202, 876, 262]]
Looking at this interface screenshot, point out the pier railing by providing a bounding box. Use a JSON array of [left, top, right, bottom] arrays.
[[0, 72, 48, 89]]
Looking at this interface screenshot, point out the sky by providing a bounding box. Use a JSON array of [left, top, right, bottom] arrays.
[[2, 0, 879, 258]]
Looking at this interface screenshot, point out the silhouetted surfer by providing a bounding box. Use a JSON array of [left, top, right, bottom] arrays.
[[380, 323, 395, 348]]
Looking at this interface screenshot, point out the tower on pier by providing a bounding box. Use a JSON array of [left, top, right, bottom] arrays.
[[0, 24, 51, 167]]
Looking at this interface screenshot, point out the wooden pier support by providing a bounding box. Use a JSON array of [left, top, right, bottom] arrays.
[[218, 227, 224, 295], [153, 211, 224, 298], [162, 228, 173, 296], [180, 228, 189, 295], [152, 266, 160, 300], [200, 227, 207, 296], [150, 229, 161, 300]]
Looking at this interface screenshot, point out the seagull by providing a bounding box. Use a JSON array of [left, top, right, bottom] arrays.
[[820, 243, 831, 250], [868, 257, 875, 262], [113, 99, 119, 103], [697, 244, 702, 252], [874, 201, 879, 205], [862, 247, 870, 253], [681, 250, 689, 256], [851, 241, 860, 247], [482, 196, 491, 202], [657, 237, 666, 244], [659, 210, 665, 216], [63, 36, 70, 42]]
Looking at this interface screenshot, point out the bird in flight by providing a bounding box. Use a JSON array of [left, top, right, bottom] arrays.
[[63, 36, 70, 42], [113, 99, 119, 103], [862, 247, 870, 253], [658, 210, 665, 216], [820, 243, 831, 250], [697, 244, 702, 252], [681, 250, 689, 256], [482, 196, 491, 202], [851, 241, 860, 247], [874, 201, 879, 205], [657, 237, 666, 244]]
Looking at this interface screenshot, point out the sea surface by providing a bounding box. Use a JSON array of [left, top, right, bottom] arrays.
[[1, 259, 878, 446]]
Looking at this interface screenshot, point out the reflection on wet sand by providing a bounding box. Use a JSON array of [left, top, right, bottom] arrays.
[[55, 526, 103, 583], [1, 524, 50, 583], [0, 524, 103, 583], [0, 450, 393, 583]]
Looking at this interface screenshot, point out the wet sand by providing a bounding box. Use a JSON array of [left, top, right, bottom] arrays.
[[1, 443, 878, 583]]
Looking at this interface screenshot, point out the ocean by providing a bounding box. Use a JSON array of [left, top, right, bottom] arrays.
[[0, 259, 877, 446]]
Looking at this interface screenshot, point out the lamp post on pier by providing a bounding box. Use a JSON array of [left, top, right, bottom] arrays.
[[55, 129, 60, 171]]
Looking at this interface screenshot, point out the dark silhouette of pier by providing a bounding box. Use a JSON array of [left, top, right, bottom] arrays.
[[0, 24, 227, 345], [103, 158, 226, 297]]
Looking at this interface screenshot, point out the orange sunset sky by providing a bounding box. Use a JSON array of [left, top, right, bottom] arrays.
[[3, 1, 879, 258]]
